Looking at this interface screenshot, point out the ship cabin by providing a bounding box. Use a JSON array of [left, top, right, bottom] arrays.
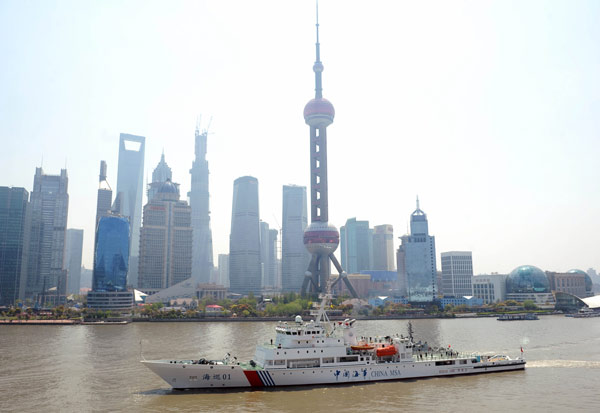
[[253, 316, 414, 370]]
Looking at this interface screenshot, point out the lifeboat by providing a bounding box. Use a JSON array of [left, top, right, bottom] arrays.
[[351, 344, 375, 351], [376, 345, 397, 357]]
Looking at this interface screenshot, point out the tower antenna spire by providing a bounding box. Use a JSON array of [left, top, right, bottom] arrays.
[[313, 0, 323, 99]]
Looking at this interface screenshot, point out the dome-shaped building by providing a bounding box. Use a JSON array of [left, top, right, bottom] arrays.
[[507, 265, 549, 293], [506, 265, 554, 306], [568, 269, 593, 293]]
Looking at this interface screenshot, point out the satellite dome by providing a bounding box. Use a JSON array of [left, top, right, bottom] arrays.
[[569, 269, 593, 292], [304, 98, 335, 128], [158, 179, 178, 194], [507, 265, 549, 294]]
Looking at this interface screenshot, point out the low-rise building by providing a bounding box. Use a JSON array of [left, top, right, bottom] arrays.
[[472, 274, 507, 304]]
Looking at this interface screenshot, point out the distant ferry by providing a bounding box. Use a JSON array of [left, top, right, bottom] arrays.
[[497, 313, 539, 321], [142, 291, 525, 389]]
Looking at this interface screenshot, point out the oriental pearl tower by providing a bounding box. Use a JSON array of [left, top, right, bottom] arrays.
[[301, 4, 358, 298]]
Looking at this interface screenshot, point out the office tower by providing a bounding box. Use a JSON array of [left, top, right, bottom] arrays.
[[301, 7, 357, 297], [0, 187, 29, 306], [441, 251, 473, 297], [138, 180, 193, 290], [87, 215, 133, 310], [218, 254, 229, 287], [189, 126, 214, 283], [115, 133, 145, 287], [95, 161, 113, 228], [65, 229, 84, 295], [259, 222, 278, 289], [80, 266, 93, 289], [229, 176, 261, 294], [397, 198, 437, 302], [340, 218, 373, 274], [92, 216, 129, 291], [147, 152, 172, 202], [373, 224, 395, 271], [281, 185, 310, 292], [24, 168, 69, 304], [268, 228, 278, 288]]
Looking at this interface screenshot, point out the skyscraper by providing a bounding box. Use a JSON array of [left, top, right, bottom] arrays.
[[189, 126, 214, 284], [24, 168, 69, 304], [340, 218, 373, 274], [87, 215, 133, 310], [147, 153, 172, 202], [268, 229, 278, 288], [0, 187, 29, 306], [96, 161, 112, 228], [138, 180, 193, 290], [301, 6, 357, 297], [92, 216, 129, 291], [373, 224, 395, 271], [441, 251, 473, 298], [281, 185, 310, 292], [259, 222, 278, 289], [65, 229, 84, 295], [217, 254, 229, 287], [397, 198, 437, 302], [229, 176, 261, 294], [115, 133, 145, 287]]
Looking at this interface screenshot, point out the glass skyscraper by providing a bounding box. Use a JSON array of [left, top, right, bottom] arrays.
[[340, 218, 373, 274], [229, 176, 261, 294], [281, 185, 309, 292], [0, 187, 29, 306], [65, 229, 84, 295], [115, 133, 145, 288], [93, 216, 129, 292]]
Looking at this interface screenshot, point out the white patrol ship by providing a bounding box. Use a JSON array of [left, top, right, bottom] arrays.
[[142, 292, 525, 389]]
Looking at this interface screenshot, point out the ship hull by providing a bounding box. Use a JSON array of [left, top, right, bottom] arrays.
[[142, 359, 525, 390]]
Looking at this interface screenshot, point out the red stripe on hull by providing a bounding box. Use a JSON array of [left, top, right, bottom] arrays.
[[243, 370, 264, 387]]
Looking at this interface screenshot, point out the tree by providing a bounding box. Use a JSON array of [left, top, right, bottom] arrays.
[[523, 300, 537, 310]]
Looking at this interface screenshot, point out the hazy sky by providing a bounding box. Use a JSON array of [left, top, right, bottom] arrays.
[[1, 0, 598, 275]]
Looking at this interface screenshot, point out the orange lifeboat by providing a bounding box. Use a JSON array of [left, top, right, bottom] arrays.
[[376, 346, 397, 357], [351, 344, 375, 351]]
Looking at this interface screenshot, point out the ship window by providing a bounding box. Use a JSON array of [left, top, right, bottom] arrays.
[[274, 360, 285, 365], [435, 360, 455, 366], [323, 357, 334, 363], [338, 356, 359, 363], [460, 360, 467, 365]]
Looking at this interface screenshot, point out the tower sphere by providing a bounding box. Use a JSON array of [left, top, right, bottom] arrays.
[[303, 221, 339, 255], [304, 98, 335, 128]]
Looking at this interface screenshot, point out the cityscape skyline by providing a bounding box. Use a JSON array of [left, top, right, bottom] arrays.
[[1, 1, 599, 276]]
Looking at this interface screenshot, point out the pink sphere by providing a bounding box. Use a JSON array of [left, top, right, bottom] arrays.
[[303, 221, 339, 255], [304, 98, 335, 128]]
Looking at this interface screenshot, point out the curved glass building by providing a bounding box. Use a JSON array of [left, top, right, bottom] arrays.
[[506, 265, 549, 293], [93, 216, 130, 292], [568, 269, 593, 293]]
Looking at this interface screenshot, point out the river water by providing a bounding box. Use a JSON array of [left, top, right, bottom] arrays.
[[1, 316, 599, 412]]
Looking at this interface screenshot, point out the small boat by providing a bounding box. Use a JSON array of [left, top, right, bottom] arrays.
[[375, 345, 397, 357], [497, 313, 539, 321], [350, 344, 374, 351]]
